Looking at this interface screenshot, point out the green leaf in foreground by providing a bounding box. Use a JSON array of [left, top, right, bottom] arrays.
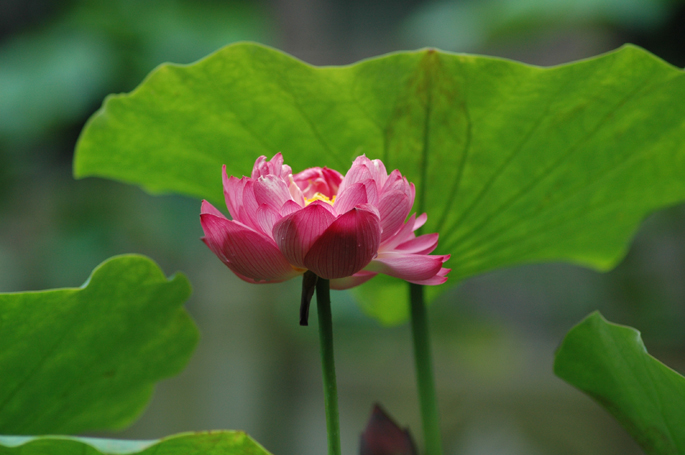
[[0, 255, 197, 435], [74, 43, 685, 324], [554, 312, 685, 454], [0, 431, 271, 455]]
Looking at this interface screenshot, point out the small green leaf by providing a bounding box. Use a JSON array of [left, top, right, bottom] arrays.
[[554, 312, 685, 454], [74, 43, 685, 324], [0, 255, 198, 435], [0, 431, 271, 455]]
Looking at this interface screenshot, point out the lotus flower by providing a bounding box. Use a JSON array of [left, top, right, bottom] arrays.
[[200, 153, 449, 296]]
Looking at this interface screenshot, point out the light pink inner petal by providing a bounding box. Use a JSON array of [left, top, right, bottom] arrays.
[[364, 251, 446, 281], [254, 175, 293, 210], [252, 153, 284, 178], [367, 158, 388, 189], [272, 203, 337, 268], [200, 213, 299, 283], [281, 199, 303, 216], [236, 180, 261, 231], [377, 190, 411, 242], [304, 207, 381, 280], [395, 233, 439, 255], [338, 157, 374, 195], [256, 204, 281, 239], [329, 271, 377, 290], [334, 181, 369, 214]]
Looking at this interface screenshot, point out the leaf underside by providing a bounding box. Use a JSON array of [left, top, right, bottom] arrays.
[[555, 312, 685, 455], [0, 431, 272, 455], [0, 255, 197, 435], [74, 43, 685, 324]]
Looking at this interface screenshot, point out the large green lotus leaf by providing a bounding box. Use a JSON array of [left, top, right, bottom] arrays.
[[74, 43, 685, 324], [0, 255, 197, 435], [0, 431, 271, 455], [554, 312, 685, 454]]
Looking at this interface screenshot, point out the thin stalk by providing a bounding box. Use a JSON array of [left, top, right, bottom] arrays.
[[410, 283, 443, 455], [316, 278, 341, 455]]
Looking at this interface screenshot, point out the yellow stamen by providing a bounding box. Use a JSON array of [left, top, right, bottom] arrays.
[[304, 192, 336, 206]]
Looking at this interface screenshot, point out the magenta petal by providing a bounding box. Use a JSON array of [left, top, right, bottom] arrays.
[[330, 271, 377, 290], [304, 207, 381, 279], [201, 213, 299, 283], [272, 203, 337, 268], [364, 252, 447, 281], [409, 267, 450, 285], [395, 233, 439, 255]]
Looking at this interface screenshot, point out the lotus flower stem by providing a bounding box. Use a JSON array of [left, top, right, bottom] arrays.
[[410, 283, 443, 455], [316, 278, 341, 455]]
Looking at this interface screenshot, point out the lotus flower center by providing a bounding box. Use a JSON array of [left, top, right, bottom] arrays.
[[304, 192, 336, 206]]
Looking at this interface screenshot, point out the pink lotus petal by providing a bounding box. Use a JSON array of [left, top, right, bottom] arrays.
[[338, 156, 374, 195], [378, 190, 411, 242], [364, 252, 448, 281], [223, 168, 246, 220], [201, 200, 227, 218], [334, 181, 369, 214], [408, 267, 451, 285], [280, 199, 302, 216], [272, 203, 337, 268], [330, 271, 377, 290], [236, 180, 261, 231], [395, 233, 439, 255], [254, 174, 292, 210], [201, 213, 299, 283], [414, 213, 427, 230], [379, 213, 417, 251], [293, 166, 343, 199], [252, 152, 285, 178], [304, 207, 381, 279], [256, 204, 280, 239]]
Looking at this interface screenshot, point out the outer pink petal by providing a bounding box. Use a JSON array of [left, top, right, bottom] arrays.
[[236, 180, 261, 231], [256, 204, 280, 239], [409, 267, 450, 285], [395, 233, 439, 255], [254, 174, 292, 210], [377, 190, 411, 242], [330, 271, 377, 290], [200, 213, 299, 283], [304, 207, 381, 279], [364, 252, 449, 282], [201, 200, 227, 218], [379, 213, 417, 251], [272, 203, 337, 268], [222, 168, 246, 220], [414, 213, 427, 230]]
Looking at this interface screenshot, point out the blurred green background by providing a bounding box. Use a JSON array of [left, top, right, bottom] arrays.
[[1, 0, 685, 454]]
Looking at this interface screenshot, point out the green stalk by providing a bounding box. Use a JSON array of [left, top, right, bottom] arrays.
[[316, 278, 341, 455], [410, 283, 443, 455]]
